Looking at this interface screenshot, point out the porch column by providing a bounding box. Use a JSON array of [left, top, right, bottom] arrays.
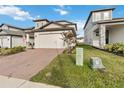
[[99, 25, 106, 49], [26, 34, 29, 43]]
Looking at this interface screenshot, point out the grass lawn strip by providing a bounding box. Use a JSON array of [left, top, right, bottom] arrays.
[[31, 44, 124, 88]]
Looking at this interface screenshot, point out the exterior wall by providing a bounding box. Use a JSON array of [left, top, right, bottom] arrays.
[[43, 23, 63, 29], [35, 21, 48, 29], [99, 25, 106, 48], [84, 14, 94, 45], [34, 31, 68, 48], [12, 36, 26, 47], [109, 25, 124, 44], [0, 36, 11, 48], [92, 31, 100, 47]]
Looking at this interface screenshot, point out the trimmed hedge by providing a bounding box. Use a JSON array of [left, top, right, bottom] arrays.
[[104, 43, 124, 55], [0, 46, 26, 56]]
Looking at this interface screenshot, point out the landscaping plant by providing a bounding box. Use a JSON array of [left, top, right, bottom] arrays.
[[104, 43, 124, 55], [0, 46, 26, 56]]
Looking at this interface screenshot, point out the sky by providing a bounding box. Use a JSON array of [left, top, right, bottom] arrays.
[[0, 5, 124, 37]]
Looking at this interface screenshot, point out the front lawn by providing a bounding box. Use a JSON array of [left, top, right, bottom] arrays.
[[31, 44, 124, 88]]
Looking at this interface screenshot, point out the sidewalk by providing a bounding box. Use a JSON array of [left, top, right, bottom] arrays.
[[0, 75, 59, 88]]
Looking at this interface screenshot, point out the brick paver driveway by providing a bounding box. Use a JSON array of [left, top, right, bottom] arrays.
[[0, 49, 64, 80]]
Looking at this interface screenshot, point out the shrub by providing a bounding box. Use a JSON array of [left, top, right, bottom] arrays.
[[13, 46, 25, 52], [104, 43, 124, 55], [104, 44, 113, 52], [0, 46, 26, 56]]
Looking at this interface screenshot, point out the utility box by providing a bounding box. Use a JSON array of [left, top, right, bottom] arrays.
[[76, 48, 83, 66], [90, 57, 105, 69]]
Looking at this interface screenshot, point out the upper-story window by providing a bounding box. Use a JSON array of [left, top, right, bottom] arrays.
[[103, 12, 110, 20], [93, 11, 111, 22], [93, 12, 101, 22], [36, 23, 39, 28]]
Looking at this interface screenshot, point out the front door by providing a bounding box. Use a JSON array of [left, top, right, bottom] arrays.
[[106, 30, 109, 44]]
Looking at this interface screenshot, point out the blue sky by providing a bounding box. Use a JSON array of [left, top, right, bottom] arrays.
[[0, 5, 124, 37]]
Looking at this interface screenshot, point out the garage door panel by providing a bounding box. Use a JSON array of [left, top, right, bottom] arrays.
[[0, 36, 10, 48], [35, 33, 66, 48]]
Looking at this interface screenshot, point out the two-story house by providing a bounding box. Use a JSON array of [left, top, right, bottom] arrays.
[[27, 19, 77, 48], [84, 8, 124, 48]]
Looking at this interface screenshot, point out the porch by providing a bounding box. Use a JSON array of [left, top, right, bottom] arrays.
[[93, 23, 124, 48]]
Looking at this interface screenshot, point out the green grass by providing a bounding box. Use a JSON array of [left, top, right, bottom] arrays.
[[30, 44, 124, 88]]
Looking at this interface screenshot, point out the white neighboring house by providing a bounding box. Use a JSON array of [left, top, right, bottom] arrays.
[[26, 19, 77, 49], [0, 24, 34, 48], [84, 8, 124, 49]]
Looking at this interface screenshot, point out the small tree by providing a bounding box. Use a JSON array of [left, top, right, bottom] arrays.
[[62, 31, 76, 54]]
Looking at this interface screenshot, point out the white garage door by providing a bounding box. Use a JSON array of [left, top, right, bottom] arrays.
[[0, 36, 10, 48], [34, 32, 66, 48]]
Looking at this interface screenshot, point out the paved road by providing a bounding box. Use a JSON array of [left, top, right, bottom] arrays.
[[0, 75, 59, 88], [0, 49, 63, 80]]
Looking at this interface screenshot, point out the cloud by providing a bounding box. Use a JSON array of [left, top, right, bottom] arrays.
[[0, 5, 33, 21], [54, 8, 68, 15], [34, 15, 41, 19], [59, 5, 64, 8], [54, 5, 69, 15]]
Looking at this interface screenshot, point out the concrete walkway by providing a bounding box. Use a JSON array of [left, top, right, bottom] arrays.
[[0, 75, 59, 88], [0, 49, 64, 80]]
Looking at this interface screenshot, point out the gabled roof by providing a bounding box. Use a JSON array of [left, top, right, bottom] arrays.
[[0, 23, 34, 30], [83, 8, 115, 29], [0, 23, 24, 30], [37, 27, 76, 36], [38, 21, 66, 30], [55, 20, 75, 24], [29, 21, 76, 36], [0, 30, 24, 36], [55, 20, 77, 30]]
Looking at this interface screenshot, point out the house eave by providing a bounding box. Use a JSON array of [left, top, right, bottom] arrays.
[[97, 18, 124, 24]]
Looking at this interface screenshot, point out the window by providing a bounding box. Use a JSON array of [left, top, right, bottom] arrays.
[[36, 23, 39, 28], [93, 12, 101, 22], [42, 23, 43, 26], [103, 12, 109, 20], [96, 31, 99, 36]]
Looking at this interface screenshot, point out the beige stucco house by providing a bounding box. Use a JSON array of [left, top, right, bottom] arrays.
[[0, 19, 77, 49], [84, 8, 124, 49], [0, 24, 34, 48], [26, 19, 77, 49]]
